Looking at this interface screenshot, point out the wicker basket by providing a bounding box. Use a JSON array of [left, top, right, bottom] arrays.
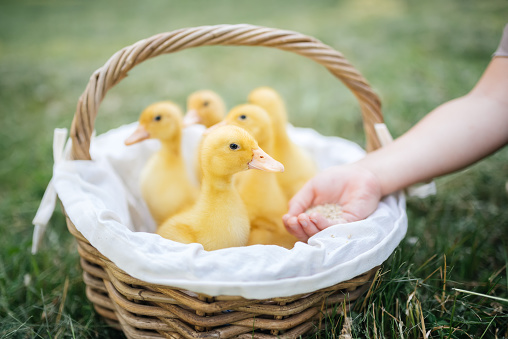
[[65, 24, 385, 339]]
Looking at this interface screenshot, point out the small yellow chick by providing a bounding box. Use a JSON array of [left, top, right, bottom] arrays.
[[157, 125, 284, 251], [184, 90, 227, 182], [183, 90, 226, 127], [125, 101, 198, 225], [248, 87, 317, 200], [220, 104, 300, 248]]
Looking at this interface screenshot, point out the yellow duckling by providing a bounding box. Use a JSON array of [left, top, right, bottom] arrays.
[[125, 101, 198, 225], [248, 86, 317, 200], [183, 90, 227, 182], [217, 104, 299, 248], [183, 90, 226, 127], [157, 125, 284, 251]]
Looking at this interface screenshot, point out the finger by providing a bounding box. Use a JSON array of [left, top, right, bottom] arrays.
[[282, 213, 290, 225], [308, 212, 335, 230], [297, 213, 321, 239], [340, 211, 362, 223], [287, 180, 315, 216], [340, 200, 378, 223], [284, 216, 311, 242]]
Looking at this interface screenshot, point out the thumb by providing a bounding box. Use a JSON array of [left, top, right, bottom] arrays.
[[340, 199, 379, 223], [287, 180, 315, 216]]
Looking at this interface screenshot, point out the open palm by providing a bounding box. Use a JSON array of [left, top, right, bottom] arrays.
[[283, 164, 382, 242]]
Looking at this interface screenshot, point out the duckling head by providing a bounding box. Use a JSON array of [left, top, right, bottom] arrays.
[[200, 125, 283, 179], [184, 90, 226, 128], [125, 101, 183, 145], [247, 87, 288, 131], [214, 104, 273, 150]]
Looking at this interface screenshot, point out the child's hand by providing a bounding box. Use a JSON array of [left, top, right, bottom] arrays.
[[283, 164, 382, 242]]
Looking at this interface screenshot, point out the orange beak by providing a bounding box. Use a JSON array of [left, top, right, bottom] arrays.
[[124, 124, 150, 145], [248, 148, 284, 173]]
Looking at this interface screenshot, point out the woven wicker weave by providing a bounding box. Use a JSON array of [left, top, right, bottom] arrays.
[[65, 24, 385, 338]]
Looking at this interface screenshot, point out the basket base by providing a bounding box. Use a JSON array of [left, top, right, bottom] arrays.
[[67, 214, 379, 338]]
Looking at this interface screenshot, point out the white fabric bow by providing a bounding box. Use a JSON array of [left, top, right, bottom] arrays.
[[31, 128, 71, 254]]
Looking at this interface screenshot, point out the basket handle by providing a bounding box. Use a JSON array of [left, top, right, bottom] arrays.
[[70, 24, 383, 160]]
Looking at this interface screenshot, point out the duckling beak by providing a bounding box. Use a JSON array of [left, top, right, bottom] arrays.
[[183, 109, 201, 127], [248, 148, 284, 173], [124, 124, 150, 145]]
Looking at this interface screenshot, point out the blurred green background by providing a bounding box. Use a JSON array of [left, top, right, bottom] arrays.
[[1, 0, 507, 338]]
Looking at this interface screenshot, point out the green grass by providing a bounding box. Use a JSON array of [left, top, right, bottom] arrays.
[[1, 0, 507, 338]]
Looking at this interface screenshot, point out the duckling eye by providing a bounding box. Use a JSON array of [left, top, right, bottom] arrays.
[[239, 114, 247, 120], [203, 101, 209, 107], [154, 115, 162, 121], [229, 143, 239, 150]]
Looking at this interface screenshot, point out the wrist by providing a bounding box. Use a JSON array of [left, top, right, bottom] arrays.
[[353, 153, 399, 197], [340, 162, 384, 199]]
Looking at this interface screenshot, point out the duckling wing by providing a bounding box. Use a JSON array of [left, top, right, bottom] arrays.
[[157, 217, 197, 245]]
